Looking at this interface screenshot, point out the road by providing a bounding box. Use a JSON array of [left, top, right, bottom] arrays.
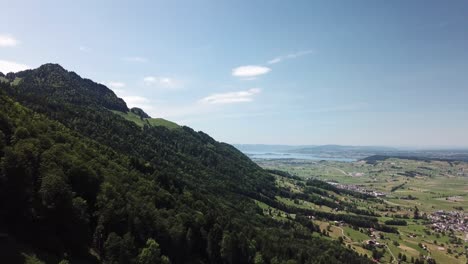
[[337, 225, 397, 263], [385, 244, 396, 263], [332, 167, 348, 176], [336, 226, 350, 240]]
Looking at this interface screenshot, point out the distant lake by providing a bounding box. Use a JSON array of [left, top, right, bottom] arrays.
[[243, 151, 356, 162]]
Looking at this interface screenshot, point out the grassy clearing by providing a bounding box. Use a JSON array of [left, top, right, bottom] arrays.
[[253, 199, 295, 221], [111, 110, 179, 129], [11, 77, 22, 86]]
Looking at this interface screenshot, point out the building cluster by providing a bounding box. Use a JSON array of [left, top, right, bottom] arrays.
[[456, 167, 467, 176], [428, 210, 468, 235], [328, 182, 386, 197], [366, 229, 385, 248]]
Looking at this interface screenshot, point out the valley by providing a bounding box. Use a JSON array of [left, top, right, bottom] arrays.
[[2, 1, 468, 263], [251, 156, 468, 263]]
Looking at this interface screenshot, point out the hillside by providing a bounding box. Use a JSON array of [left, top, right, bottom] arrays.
[[0, 64, 371, 264]]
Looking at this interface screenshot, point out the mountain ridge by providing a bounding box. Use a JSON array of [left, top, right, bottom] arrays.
[[1, 63, 128, 112], [0, 63, 372, 264]]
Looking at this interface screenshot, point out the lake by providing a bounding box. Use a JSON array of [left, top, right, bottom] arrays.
[[243, 151, 356, 162]]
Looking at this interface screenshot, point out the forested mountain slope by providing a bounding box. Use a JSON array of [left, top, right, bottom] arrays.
[[0, 64, 371, 264]]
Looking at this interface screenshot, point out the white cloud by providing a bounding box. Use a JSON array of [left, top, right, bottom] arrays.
[[0, 34, 19, 47], [143, 76, 181, 89], [155, 101, 363, 125], [199, 88, 261, 104], [267, 49, 314, 64], [143, 76, 156, 83], [107, 87, 155, 113], [232, 65, 271, 78], [122, 95, 155, 111], [0, 60, 30, 73], [122, 95, 150, 106], [107, 81, 126, 89], [267, 58, 281, 64], [79, 46, 91, 52], [122, 56, 148, 63]]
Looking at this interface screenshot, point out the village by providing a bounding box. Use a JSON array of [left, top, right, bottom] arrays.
[[429, 210, 468, 237], [328, 182, 387, 197]]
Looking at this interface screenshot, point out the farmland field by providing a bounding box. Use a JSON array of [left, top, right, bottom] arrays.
[[255, 157, 468, 263]]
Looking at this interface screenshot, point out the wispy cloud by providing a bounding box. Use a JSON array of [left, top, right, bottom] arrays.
[[121, 95, 150, 106], [107, 81, 126, 89], [79, 46, 91, 52], [119, 93, 154, 111], [122, 56, 148, 63], [299, 103, 366, 114], [156, 101, 363, 126], [231, 50, 312, 79], [232, 65, 271, 78], [0, 60, 30, 73], [199, 88, 261, 104], [175, 102, 365, 125], [143, 76, 182, 89], [0, 34, 19, 47], [122, 95, 156, 112], [108, 87, 155, 112], [267, 49, 314, 64], [436, 16, 464, 28]]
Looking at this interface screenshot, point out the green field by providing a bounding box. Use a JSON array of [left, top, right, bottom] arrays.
[[257, 158, 468, 263], [111, 110, 180, 129]]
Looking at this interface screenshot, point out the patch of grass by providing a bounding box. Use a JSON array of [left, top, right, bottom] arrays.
[[23, 253, 45, 264], [275, 196, 334, 212], [253, 199, 294, 221], [146, 118, 180, 129], [343, 226, 369, 242], [111, 110, 179, 129], [12, 77, 22, 86]]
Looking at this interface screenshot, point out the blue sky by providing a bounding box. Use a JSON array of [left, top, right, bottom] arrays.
[[1, 0, 468, 147]]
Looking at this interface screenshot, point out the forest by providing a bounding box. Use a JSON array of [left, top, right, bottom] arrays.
[[0, 64, 372, 264]]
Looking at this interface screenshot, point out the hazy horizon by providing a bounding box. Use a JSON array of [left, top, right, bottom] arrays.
[[232, 143, 468, 151], [2, 0, 468, 147]]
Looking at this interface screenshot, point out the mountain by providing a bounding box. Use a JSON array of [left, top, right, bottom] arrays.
[[0, 64, 371, 264], [233, 144, 397, 154], [7, 63, 128, 112]]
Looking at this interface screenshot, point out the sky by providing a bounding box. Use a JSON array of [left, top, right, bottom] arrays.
[[1, 0, 468, 147]]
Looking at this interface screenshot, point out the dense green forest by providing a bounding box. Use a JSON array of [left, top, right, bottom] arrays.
[[0, 64, 373, 264]]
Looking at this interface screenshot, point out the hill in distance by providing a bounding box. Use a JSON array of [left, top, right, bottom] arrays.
[[234, 144, 397, 153], [233, 144, 316, 153]]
